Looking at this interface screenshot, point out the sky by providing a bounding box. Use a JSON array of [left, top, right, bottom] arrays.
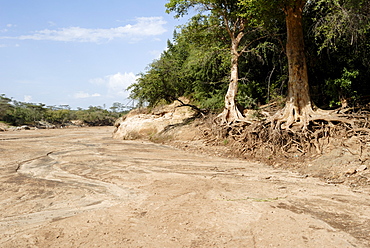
[[0, 0, 188, 109]]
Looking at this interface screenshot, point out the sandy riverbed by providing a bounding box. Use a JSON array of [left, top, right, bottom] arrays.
[[1, 127, 369, 247]]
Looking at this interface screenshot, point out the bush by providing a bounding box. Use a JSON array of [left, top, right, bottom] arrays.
[[0, 95, 128, 127]]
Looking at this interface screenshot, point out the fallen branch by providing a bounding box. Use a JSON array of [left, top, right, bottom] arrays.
[[175, 98, 207, 116]]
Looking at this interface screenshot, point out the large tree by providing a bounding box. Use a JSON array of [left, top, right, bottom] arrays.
[[274, 0, 312, 129], [240, 0, 370, 129], [166, 0, 264, 124]]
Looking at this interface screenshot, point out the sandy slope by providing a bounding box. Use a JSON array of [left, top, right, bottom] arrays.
[[1, 127, 370, 247]]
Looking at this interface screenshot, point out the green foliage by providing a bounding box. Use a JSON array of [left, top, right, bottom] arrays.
[[128, 15, 233, 110], [128, 36, 193, 107], [313, 0, 370, 52], [236, 81, 260, 109], [130, 0, 277, 111], [0, 95, 127, 127], [238, 0, 284, 28], [324, 68, 359, 107], [132, 0, 370, 114], [0, 94, 13, 120], [5, 101, 47, 126], [194, 88, 226, 111], [74, 106, 119, 126], [304, 1, 370, 106], [45, 109, 73, 124]]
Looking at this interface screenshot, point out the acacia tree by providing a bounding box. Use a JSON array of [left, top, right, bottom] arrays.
[[166, 0, 263, 123]]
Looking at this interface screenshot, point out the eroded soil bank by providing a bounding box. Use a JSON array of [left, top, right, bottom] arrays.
[[1, 127, 370, 247]]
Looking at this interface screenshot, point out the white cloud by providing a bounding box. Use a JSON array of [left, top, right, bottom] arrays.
[[90, 72, 138, 98], [6, 17, 166, 43], [1, 24, 16, 33], [73, 92, 101, 99], [24, 95, 32, 102]]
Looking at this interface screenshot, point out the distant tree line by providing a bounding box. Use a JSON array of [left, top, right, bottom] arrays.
[[0, 94, 129, 127]]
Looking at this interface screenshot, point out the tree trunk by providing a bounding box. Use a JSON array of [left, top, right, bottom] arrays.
[[273, 0, 313, 129], [220, 38, 245, 124]]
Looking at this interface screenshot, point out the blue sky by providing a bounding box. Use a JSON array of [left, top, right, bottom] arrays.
[[0, 0, 187, 109]]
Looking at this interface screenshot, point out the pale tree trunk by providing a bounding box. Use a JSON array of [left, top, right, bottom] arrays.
[[273, 0, 315, 129], [220, 34, 245, 124], [221, 45, 244, 123]]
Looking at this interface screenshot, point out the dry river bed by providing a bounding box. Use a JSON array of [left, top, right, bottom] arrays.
[[1, 126, 370, 247]]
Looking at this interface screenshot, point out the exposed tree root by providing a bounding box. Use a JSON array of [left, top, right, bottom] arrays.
[[217, 105, 252, 125], [200, 106, 370, 162], [270, 102, 354, 131]]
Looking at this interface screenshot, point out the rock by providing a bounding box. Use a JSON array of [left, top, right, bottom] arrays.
[[114, 116, 126, 128], [36, 121, 55, 129], [13, 125, 30, 131], [112, 114, 169, 140], [112, 99, 197, 140]]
